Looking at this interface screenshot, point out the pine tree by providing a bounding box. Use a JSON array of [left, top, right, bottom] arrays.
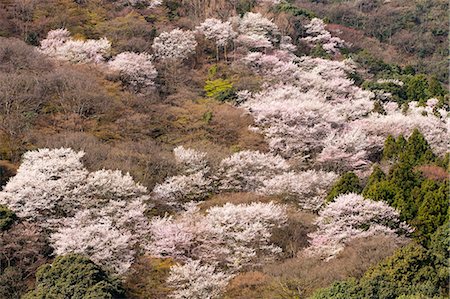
[[382, 135, 398, 160], [325, 172, 362, 202], [401, 128, 435, 165]]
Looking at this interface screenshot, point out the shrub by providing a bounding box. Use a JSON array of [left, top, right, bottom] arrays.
[[24, 254, 125, 299], [0, 204, 16, 231], [204, 78, 236, 101]]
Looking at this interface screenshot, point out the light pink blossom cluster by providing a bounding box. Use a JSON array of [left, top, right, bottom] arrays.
[[301, 18, 346, 54], [0, 148, 151, 273], [306, 193, 412, 259], [167, 260, 233, 299], [259, 170, 338, 210], [40, 29, 111, 63], [147, 201, 287, 270], [108, 51, 158, 91], [152, 28, 198, 62], [196, 18, 237, 47]]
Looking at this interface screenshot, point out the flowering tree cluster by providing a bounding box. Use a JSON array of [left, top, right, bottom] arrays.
[[259, 170, 338, 211], [196, 18, 236, 48], [148, 201, 287, 298], [167, 260, 233, 299], [0, 148, 151, 273], [50, 211, 135, 274], [236, 23, 448, 171], [196, 18, 237, 60], [301, 18, 346, 54], [152, 29, 198, 62], [40, 29, 111, 63], [173, 146, 208, 174], [0, 148, 88, 224], [235, 12, 281, 50], [306, 193, 412, 259], [108, 52, 158, 91], [218, 150, 289, 192], [148, 201, 287, 268], [153, 147, 339, 209], [152, 146, 212, 208], [352, 100, 448, 156]]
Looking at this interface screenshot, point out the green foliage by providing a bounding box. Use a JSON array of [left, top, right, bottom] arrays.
[[202, 111, 213, 124], [363, 74, 447, 105], [0, 204, 16, 231], [311, 222, 449, 299], [204, 78, 236, 102], [347, 71, 364, 87], [426, 77, 446, 98], [310, 45, 332, 59], [383, 130, 435, 165], [325, 172, 362, 202], [405, 74, 429, 103], [164, 0, 181, 20], [24, 254, 125, 299], [401, 129, 436, 165], [413, 181, 448, 243], [363, 80, 408, 104], [366, 131, 447, 242], [352, 50, 401, 77], [382, 134, 399, 160], [274, 2, 316, 18]]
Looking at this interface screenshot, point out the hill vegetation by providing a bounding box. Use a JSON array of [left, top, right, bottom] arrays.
[[0, 0, 447, 298]]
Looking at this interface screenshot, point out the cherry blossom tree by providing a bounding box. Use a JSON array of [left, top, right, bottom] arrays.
[[196, 201, 287, 269], [39, 28, 71, 50], [50, 211, 135, 274], [306, 193, 412, 259], [152, 172, 213, 207], [40, 29, 111, 63], [234, 12, 281, 51], [147, 201, 287, 270], [152, 29, 197, 62], [127, 0, 162, 8], [1, 148, 152, 274], [196, 18, 236, 60], [167, 260, 233, 299], [0, 148, 88, 225], [146, 214, 196, 260], [352, 101, 448, 156], [238, 13, 280, 44], [152, 146, 212, 207], [259, 170, 338, 210], [108, 52, 157, 91], [218, 150, 290, 192], [316, 128, 380, 171], [301, 18, 346, 54], [173, 146, 208, 174]]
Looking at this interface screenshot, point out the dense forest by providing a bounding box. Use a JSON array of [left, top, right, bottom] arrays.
[[0, 0, 448, 298]]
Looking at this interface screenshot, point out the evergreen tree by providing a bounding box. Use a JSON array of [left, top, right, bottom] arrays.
[[325, 172, 362, 202], [363, 165, 386, 192], [401, 129, 435, 165], [24, 254, 125, 299], [311, 222, 449, 299], [382, 135, 398, 160], [406, 74, 428, 102], [426, 77, 446, 98]]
